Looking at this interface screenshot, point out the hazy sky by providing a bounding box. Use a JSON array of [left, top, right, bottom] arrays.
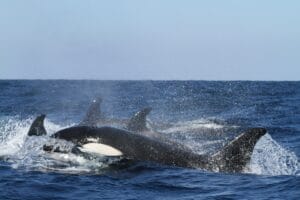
[[0, 0, 299, 80]]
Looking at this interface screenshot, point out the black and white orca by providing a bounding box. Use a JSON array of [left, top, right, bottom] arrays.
[[27, 113, 266, 173]]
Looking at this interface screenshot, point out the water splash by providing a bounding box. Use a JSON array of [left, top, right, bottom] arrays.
[[1, 117, 299, 175], [0, 116, 72, 156], [0, 117, 110, 174], [246, 134, 299, 176], [0, 117, 29, 156], [161, 119, 226, 134], [158, 118, 237, 154]]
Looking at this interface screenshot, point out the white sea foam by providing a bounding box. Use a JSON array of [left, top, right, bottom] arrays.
[[246, 134, 299, 176], [161, 118, 234, 134], [0, 117, 72, 156], [0, 116, 109, 173], [0, 117, 29, 156]]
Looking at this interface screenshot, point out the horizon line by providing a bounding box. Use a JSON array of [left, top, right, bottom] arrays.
[[0, 78, 299, 82]]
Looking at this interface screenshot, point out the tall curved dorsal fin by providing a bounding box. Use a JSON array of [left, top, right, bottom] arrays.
[[210, 128, 267, 172], [27, 114, 47, 136], [127, 107, 152, 132], [80, 97, 102, 126]]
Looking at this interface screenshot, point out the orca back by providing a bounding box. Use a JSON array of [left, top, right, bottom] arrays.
[[80, 97, 103, 126], [127, 107, 152, 132], [27, 114, 47, 136], [210, 128, 267, 172]]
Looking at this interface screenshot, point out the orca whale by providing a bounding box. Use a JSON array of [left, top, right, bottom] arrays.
[[77, 97, 175, 145], [27, 98, 152, 137], [26, 97, 267, 173], [26, 115, 266, 172], [79, 97, 152, 132], [51, 126, 266, 172], [78, 98, 182, 145]]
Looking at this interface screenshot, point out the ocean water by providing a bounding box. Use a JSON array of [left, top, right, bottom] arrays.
[[0, 80, 299, 200]]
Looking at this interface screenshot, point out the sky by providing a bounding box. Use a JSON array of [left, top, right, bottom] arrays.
[[0, 0, 299, 80]]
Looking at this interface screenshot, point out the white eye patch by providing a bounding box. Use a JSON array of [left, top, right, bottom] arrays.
[[79, 143, 123, 157]]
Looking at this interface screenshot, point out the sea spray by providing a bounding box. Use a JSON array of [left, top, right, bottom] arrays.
[[247, 134, 299, 176]]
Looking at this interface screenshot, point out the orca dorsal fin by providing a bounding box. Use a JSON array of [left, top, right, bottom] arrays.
[[27, 114, 47, 136], [80, 97, 102, 126], [210, 128, 267, 172], [127, 107, 152, 132]]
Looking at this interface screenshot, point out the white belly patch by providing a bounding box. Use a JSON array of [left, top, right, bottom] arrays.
[[79, 143, 123, 157]]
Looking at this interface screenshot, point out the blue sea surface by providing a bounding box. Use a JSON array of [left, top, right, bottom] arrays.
[[0, 80, 299, 199]]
